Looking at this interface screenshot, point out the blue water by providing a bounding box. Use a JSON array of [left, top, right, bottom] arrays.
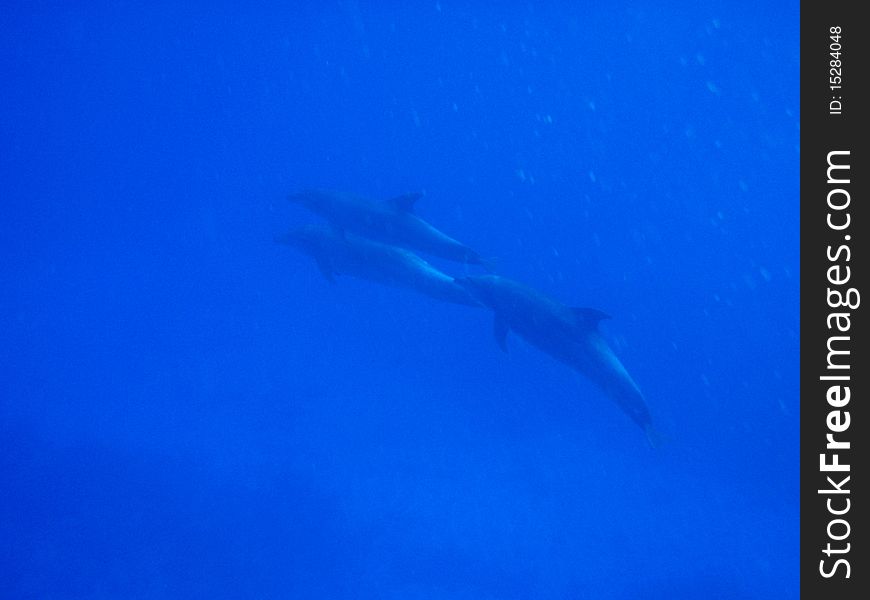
[[1, 3, 799, 599]]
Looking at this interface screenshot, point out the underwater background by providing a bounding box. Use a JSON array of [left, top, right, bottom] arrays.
[[1, 2, 799, 598]]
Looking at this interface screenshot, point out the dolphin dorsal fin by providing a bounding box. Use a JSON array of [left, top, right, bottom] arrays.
[[571, 307, 611, 330], [387, 192, 423, 213]]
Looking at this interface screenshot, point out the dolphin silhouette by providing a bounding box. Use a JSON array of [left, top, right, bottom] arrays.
[[455, 275, 655, 443], [288, 189, 489, 268], [278, 225, 480, 307]]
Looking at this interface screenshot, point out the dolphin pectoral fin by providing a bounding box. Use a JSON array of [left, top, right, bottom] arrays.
[[493, 315, 510, 352], [643, 424, 665, 449], [387, 192, 423, 213], [571, 307, 611, 330], [315, 258, 337, 283]]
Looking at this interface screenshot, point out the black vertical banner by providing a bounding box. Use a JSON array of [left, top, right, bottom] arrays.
[[801, 2, 867, 597]]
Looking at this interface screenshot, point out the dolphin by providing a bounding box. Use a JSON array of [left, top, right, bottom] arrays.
[[277, 224, 480, 307], [288, 189, 490, 268], [454, 275, 655, 443]]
